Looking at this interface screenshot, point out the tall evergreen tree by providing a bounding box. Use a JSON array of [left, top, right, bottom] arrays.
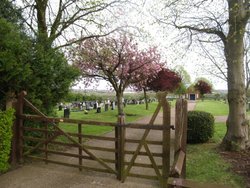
[[0, 1, 80, 113]]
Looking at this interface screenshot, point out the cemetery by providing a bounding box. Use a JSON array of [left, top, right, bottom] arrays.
[[1, 0, 250, 188]]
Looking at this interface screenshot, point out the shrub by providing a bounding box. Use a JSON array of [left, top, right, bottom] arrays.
[[0, 108, 15, 173], [187, 111, 214, 144]]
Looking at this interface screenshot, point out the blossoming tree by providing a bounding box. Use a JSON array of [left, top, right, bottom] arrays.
[[71, 35, 162, 115]]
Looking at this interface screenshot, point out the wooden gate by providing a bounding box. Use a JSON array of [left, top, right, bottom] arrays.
[[11, 91, 188, 188]]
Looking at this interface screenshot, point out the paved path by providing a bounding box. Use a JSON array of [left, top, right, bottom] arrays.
[[214, 116, 227, 123], [0, 101, 196, 188]]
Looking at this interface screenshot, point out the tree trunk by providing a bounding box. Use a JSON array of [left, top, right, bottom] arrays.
[[116, 92, 124, 115], [221, 0, 249, 150], [143, 88, 149, 110]]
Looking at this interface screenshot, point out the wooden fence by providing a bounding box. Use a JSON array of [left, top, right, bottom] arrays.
[[11, 91, 189, 188]]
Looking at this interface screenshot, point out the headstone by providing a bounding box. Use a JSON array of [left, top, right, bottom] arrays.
[[86, 103, 90, 110], [97, 107, 101, 113], [58, 105, 62, 111], [112, 101, 115, 110], [105, 104, 109, 111], [64, 108, 70, 118], [111, 101, 114, 110], [94, 103, 97, 109]]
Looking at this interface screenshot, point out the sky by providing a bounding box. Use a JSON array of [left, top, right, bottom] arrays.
[[16, 0, 228, 91], [73, 0, 228, 91]]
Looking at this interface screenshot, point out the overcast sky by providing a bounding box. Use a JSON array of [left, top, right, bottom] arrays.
[[73, 0, 228, 91], [16, 0, 227, 91]]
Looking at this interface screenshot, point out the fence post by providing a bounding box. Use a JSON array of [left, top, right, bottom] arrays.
[[44, 122, 48, 164], [78, 123, 82, 171], [181, 99, 187, 178], [174, 99, 188, 178], [161, 93, 171, 187], [175, 99, 182, 154], [16, 91, 26, 163], [116, 115, 125, 180]]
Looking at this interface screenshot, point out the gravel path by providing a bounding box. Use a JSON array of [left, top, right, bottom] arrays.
[[0, 101, 196, 188]]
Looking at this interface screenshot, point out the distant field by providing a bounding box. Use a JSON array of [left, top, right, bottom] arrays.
[[195, 100, 229, 116]]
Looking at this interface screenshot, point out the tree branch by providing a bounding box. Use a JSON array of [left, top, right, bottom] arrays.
[[173, 22, 227, 46]]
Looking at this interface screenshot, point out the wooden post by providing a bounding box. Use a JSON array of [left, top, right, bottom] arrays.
[[175, 99, 182, 153], [181, 100, 188, 178], [115, 121, 119, 174], [78, 123, 82, 171], [116, 115, 125, 180], [44, 121, 48, 164], [16, 91, 26, 164], [161, 93, 171, 187]]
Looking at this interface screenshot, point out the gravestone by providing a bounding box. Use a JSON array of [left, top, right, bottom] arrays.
[[94, 103, 97, 109], [64, 108, 70, 118], [58, 105, 62, 111], [105, 104, 109, 111], [112, 101, 115, 110], [86, 102, 90, 110], [97, 107, 101, 113]]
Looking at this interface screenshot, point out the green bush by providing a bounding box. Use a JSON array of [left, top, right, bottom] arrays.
[[0, 108, 15, 173], [187, 111, 214, 144]]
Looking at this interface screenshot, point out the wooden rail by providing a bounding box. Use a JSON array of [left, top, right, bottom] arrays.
[[12, 91, 189, 188]]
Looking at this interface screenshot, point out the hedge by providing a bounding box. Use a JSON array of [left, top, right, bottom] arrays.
[[187, 110, 214, 144], [0, 108, 15, 173]]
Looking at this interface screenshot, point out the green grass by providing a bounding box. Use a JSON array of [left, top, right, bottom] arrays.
[[195, 100, 229, 116], [186, 123, 245, 187], [56, 102, 158, 135]]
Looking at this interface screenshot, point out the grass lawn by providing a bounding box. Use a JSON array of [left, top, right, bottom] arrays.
[[56, 102, 159, 135], [195, 100, 229, 116], [186, 123, 245, 187]]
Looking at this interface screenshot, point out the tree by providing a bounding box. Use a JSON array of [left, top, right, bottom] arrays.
[[194, 79, 212, 100], [11, 0, 129, 114], [131, 61, 163, 110], [147, 68, 182, 93], [196, 25, 250, 95], [0, 0, 22, 24], [173, 66, 191, 98], [174, 82, 187, 98], [25, 46, 80, 114], [71, 35, 162, 115], [158, 0, 250, 150], [0, 18, 32, 110], [174, 65, 191, 87], [16, 0, 128, 49]]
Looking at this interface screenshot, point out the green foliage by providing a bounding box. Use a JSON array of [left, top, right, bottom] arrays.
[[174, 65, 191, 86], [64, 92, 103, 102], [0, 108, 15, 173], [187, 111, 215, 143], [0, 18, 32, 109], [25, 46, 80, 114], [0, 0, 22, 24], [174, 82, 187, 96]]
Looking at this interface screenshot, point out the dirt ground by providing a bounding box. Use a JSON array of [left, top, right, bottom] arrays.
[[220, 146, 250, 188]]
